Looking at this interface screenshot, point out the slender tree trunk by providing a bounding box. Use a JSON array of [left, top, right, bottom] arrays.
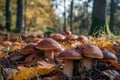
[[88, 0, 112, 37], [24, 0, 27, 33], [63, 0, 66, 32], [15, 0, 24, 33], [109, 0, 116, 34], [5, 0, 12, 32], [79, 2, 88, 35], [70, 0, 74, 33]]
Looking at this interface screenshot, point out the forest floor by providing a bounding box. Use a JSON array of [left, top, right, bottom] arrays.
[[0, 31, 120, 80]]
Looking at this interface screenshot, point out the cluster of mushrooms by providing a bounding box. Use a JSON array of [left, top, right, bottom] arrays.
[[0, 31, 120, 80]]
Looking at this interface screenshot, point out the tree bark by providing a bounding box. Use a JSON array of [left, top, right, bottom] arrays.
[[63, 0, 66, 32], [15, 0, 24, 33], [5, 0, 12, 32], [109, 0, 116, 34], [88, 0, 112, 37], [70, 0, 74, 33]]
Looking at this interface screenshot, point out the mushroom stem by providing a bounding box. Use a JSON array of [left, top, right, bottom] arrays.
[[82, 58, 92, 70], [79, 58, 92, 72], [64, 60, 73, 78], [79, 58, 92, 79], [45, 51, 54, 61]]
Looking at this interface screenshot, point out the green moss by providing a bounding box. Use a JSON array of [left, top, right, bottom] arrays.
[[88, 17, 114, 37]]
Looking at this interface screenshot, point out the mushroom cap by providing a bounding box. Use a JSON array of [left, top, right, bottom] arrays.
[[54, 47, 65, 53], [78, 44, 103, 59], [37, 34, 44, 38], [102, 49, 118, 61], [35, 38, 62, 51], [66, 34, 78, 40], [77, 35, 88, 43], [21, 43, 39, 54], [20, 34, 28, 40], [58, 49, 83, 60], [28, 34, 37, 38], [63, 31, 72, 35], [52, 34, 65, 40], [2, 41, 12, 46], [32, 38, 43, 43]]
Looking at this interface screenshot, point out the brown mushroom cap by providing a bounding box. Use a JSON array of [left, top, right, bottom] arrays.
[[28, 34, 37, 38], [66, 34, 78, 40], [54, 47, 65, 53], [35, 38, 62, 51], [37, 34, 44, 38], [58, 49, 83, 60], [77, 35, 88, 43], [63, 31, 72, 35], [32, 38, 43, 43], [2, 41, 12, 46], [20, 34, 28, 41], [21, 43, 39, 54], [102, 49, 118, 61], [52, 34, 65, 41], [78, 44, 103, 59]]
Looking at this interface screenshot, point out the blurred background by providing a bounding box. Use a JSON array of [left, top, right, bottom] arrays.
[[0, 0, 120, 36]]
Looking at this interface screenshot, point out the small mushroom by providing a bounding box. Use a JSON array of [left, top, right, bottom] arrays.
[[57, 49, 83, 78], [24, 53, 41, 66], [66, 34, 78, 40], [77, 44, 103, 72], [65, 34, 78, 49], [2, 41, 12, 46], [52, 34, 65, 41], [100, 49, 120, 70], [52, 34, 65, 45], [36, 38, 64, 62], [77, 35, 88, 44], [63, 31, 72, 36], [102, 49, 117, 61], [21, 43, 41, 55], [32, 38, 43, 43]]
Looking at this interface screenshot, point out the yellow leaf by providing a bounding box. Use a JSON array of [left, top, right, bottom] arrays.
[[102, 41, 113, 48], [14, 42, 21, 46], [0, 51, 7, 58]]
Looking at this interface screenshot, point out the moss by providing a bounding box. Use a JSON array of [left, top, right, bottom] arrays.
[[88, 17, 113, 37]]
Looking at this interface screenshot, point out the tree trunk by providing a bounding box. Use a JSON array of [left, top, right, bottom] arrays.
[[15, 0, 24, 33], [70, 0, 74, 33], [88, 0, 112, 37], [23, 0, 27, 33], [63, 0, 66, 32], [5, 0, 12, 32], [109, 0, 116, 34]]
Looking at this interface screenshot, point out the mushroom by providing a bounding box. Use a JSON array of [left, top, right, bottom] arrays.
[[78, 44, 103, 58], [64, 34, 78, 49], [77, 35, 88, 44], [24, 53, 41, 66], [20, 34, 28, 41], [77, 44, 103, 71], [35, 38, 64, 62], [52, 34, 65, 45], [76, 44, 103, 79], [2, 41, 12, 46], [99, 49, 120, 70], [37, 34, 44, 38], [63, 31, 72, 36], [32, 38, 43, 43], [57, 49, 83, 78], [102, 49, 117, 61], [66, 34, 78, 41], [21, 43, 42, 55]]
